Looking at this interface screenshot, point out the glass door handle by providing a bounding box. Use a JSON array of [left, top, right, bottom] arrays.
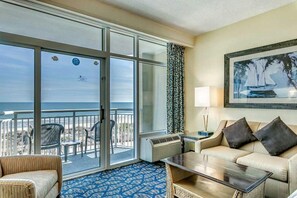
[[100, 105, 104, 123]]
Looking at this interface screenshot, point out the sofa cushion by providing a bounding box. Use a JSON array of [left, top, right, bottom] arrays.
[[253, 141, 270, 155], [238, 142, 255, 152], [253, 123, 297, 155], [254, 117, 297, 156], [221, 120, 260, 150], [237, 153, 288, 182], [279, 145, 297, 159], [1, 170, 57, 198], [222, 118, 257, 149], [201, 145, 250, 162]]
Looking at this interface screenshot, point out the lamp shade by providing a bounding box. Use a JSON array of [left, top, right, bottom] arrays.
[[195, 87, 210, 107]]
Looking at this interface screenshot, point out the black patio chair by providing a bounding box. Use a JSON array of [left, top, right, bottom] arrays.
[[25, 123, 64, 155], [84, 120, 115, 158]]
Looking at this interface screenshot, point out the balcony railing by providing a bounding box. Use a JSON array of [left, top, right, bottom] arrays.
[[0, 108, 134, 156]]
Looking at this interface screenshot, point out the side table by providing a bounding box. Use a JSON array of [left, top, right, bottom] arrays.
[[61, 141, 83, 162], [179, 132, 213, 153]]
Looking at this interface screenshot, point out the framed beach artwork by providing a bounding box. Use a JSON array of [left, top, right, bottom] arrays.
[[224, 39, 297, 109]]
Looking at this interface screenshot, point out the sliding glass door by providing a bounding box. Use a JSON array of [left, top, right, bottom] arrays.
[[0, 41, 138, 174], [41, 50, 103, 175]]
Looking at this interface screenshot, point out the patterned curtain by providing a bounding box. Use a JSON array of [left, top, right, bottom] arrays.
[[167, 43, 185, 134]]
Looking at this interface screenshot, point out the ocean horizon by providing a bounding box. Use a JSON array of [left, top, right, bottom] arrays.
[[0, 102, 133, 120], [0, 102, 133, 112]]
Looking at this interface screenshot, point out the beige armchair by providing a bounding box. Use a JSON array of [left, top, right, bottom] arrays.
[[0, 155, 62, 198]]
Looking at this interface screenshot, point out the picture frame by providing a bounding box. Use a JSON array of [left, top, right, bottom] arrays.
[[224, 39, 297, 109]]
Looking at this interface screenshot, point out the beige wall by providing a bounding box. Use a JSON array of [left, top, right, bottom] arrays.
[[185, 2, 297, 132], [38, 0, 194, 47]]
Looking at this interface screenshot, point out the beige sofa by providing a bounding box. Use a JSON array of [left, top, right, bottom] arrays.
[[0, 155, 62, 198], [195, 120, 297, 198]]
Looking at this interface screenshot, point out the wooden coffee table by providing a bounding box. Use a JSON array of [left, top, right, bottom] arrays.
[[163, 152, 272, 198]]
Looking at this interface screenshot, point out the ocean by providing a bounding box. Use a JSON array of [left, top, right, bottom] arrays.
[[0, 102, 133, 119]]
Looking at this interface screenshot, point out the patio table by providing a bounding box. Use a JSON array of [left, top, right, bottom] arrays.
[[61, 141, 83, 162]]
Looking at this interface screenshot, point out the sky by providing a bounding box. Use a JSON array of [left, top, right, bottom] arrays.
[[0, 44, 133, 103]]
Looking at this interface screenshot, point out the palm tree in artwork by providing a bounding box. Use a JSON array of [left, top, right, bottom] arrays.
[[261, 53, 297, 90], [233, 60, 254, 97], [234, 60, 254, 79]]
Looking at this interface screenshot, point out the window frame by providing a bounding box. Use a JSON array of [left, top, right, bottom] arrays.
[[0, 0, 168, 174]]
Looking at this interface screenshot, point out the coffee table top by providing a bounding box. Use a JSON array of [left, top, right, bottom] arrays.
[[163, 152, 272, 193]]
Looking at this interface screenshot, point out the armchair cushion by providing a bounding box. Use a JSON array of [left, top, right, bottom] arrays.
[[1, 170, 58, 198], [254, 117, 297, 156], [222, 117, 256, 149]]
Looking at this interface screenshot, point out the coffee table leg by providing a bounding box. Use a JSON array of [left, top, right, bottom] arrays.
[[165, 164, 194, 198], [165, 164, 174, 198], [64, 145, 68, 162], [233, 182, 265, 198]]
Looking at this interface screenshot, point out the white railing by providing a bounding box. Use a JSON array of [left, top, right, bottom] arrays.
[[0, 108, 134, 156]]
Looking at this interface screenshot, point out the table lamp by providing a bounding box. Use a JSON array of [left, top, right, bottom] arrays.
[[195, 87, 211, 132]]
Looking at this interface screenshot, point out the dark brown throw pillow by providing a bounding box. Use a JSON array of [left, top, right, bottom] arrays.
[[222, 117, 257, 149], [254, 117, 297, 156]]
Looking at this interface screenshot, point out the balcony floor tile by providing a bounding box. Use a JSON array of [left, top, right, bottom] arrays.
[[62, 147, 134, 175]]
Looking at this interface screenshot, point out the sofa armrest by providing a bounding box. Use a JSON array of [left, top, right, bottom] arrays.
[[289, 154, 297, 194], [0, 155, 62, 193], [0, 179, 36, 198], [195, 120, 227, 153]]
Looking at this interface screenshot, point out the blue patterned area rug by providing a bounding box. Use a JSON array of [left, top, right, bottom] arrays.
[[61, 161, 166, 198]]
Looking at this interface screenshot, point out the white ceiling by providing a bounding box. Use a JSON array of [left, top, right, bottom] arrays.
[[99, 0, 296, 36]]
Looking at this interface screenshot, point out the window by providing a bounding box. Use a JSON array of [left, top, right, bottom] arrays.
[[0, 1, 102, 50], [139, 62, 167, 133], [110, 31, 134, 56], [0, 44, 34, 156], [0, 1, 168, 172], [110, 58, 135, 164], [139, 39, 167, 63], [138, 39, 167, 133]]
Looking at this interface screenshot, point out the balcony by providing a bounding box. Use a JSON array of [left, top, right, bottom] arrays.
[[0, 108, 134, 175]]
